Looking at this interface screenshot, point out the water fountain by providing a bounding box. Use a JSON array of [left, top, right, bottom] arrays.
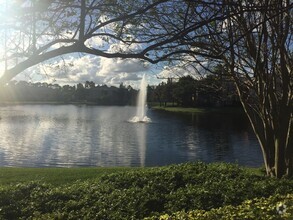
[[130, 74, 151, 123]]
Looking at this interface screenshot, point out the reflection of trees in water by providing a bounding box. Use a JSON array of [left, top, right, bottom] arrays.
[[182, 110, 256, 162], [132, 124, 147, 167], [189, 111, 252, 132], [210, 131, 231, 161]]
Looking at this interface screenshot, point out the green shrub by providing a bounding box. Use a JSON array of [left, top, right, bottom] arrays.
[[147, 194, 293, 220], [0, 162, 292, 219]]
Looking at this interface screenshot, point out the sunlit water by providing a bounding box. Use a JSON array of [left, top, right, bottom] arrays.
[[0, 105, 263, 167]]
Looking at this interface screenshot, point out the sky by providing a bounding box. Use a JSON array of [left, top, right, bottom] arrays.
[[0, 42, 193, 89], [0, 0, 200, 88], [0, 34, 187, 89], [5, 50, 185, 89]]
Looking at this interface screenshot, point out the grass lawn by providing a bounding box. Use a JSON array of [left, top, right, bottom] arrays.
[[0, 167, 136, 186], [0, 165, 263, 187], [152, 106, 207, 113], [152, 106, 244, 114]]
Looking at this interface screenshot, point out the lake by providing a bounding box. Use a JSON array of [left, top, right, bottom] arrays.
[[0, 105, 263, 167]]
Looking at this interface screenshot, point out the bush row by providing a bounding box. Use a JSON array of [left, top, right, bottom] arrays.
[[0, 162, 292, 219], [146, 194, 293, 220]]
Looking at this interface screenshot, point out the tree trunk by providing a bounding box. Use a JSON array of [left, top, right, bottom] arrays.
[[229, 0, 293, 178], [240, 99, 292, 178]]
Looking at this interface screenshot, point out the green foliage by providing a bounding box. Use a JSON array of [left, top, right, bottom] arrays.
[[147, 194, 293, 220], [0, 82, 137, 106], [173, 76, 197, 107], [149, 74, 240, 108], [0, 162, 292, 219]]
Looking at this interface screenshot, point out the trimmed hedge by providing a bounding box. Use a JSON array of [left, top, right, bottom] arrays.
[[0, 162, 292, 219]]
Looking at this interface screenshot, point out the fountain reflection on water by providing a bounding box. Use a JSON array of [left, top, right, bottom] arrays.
[[129, 74, 151, 123], [128, 73, 151, 166]]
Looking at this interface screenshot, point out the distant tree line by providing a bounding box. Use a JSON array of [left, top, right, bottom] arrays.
[[0, 74, 239, 108], [148, 74, 240, 108], [0, 81, 137, 106]]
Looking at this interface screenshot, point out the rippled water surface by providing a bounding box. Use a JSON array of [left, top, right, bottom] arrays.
[[0, 105, 263, 167]]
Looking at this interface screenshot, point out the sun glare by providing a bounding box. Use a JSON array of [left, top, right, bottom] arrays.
[[0, 0, 30, 78], [0, 62, 5, 76]]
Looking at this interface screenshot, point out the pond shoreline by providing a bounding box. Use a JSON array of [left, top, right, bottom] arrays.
[[151, 106, 245, 114], [0, 101, 132, 106], [0, 101, 243, 114]]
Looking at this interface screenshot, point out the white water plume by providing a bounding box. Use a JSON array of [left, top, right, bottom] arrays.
[[129, 74, 151, 123]]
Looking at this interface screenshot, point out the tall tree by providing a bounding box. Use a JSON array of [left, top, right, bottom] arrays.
[[223, 0, 292, 178], [136, 0, 293, 178], [173, 76, 197, 107]]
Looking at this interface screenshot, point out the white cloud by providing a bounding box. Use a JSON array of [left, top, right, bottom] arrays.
[[99, 57, 148, 76], [157, 60, 208, 80], [21, 51, 150, 87], [91, 40, 149, 85], [157, 65, 189, 79], [10, 38, 151, 86], [98, 57, 149, 86], [107, 40, 142, 54], [84, 36, 105, 48], [106, 72, 141, 85]]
